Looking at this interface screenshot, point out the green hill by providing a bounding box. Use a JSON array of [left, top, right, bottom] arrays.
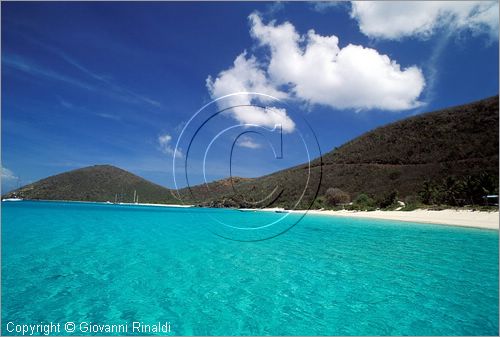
[[314, 95, 499, 200], [4, 165, 178, 204], [4, 96, 499, 208], [181, 95, 499, 208]]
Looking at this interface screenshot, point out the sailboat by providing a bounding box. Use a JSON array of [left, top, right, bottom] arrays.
[[2, 197, 23, 202], [3, 177, 24, 201]]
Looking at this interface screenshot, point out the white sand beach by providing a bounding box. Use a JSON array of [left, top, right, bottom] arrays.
[[130, 203, 499, 230], [298, 209, 499, 230], [91, 201, 500, 230]]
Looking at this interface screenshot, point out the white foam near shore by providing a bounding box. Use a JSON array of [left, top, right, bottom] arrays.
[[293, 209, 499, 230]]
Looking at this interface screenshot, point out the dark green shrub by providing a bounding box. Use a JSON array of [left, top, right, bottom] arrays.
[[379, 190, 399, 209], [419, 173, 499, 206], [349, 193, 376, 211]]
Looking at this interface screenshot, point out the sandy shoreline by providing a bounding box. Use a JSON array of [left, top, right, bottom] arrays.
[[295, 209, 499, 230], [243, 207, 499, 230]]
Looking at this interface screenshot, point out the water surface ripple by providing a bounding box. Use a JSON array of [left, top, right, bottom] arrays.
[[2, 201, 498, 335]]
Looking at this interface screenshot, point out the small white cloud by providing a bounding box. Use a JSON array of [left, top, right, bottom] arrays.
[[1, 167, 18, 181], [96, 113, 121, 121], [59, 98, 73, 109], [158, 134, 182, 158], [350, 1, 499, 40], [1, 167, 19, 193], [310, 1, 344, 13], [238, 136, 262, 149]]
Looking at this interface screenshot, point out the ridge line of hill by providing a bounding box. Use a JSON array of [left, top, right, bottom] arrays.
[[4, 95, 499, 208]]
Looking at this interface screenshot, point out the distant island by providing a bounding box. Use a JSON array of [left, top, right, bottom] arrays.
[[4, 96, 499, 211]]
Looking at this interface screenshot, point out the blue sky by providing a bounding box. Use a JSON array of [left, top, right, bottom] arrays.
[[2, 1, 499, 192]]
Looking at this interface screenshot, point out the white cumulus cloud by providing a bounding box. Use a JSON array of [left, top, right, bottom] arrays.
[[206, 52, 295, 133], [158, 134, 182, 158], [351, 1, 499, 40], [207, 13, 425, 114]]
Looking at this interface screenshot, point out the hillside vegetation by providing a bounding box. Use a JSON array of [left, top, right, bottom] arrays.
[[4, 96, 499, 209], [181, 95, 499, 208], [4, 165, 178, 204]]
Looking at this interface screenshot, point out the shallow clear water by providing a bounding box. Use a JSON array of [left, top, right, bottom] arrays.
[[2, 201, 498, 335]]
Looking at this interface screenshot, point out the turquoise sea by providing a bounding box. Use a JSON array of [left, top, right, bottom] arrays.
[[2, 201, 498, 335]]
